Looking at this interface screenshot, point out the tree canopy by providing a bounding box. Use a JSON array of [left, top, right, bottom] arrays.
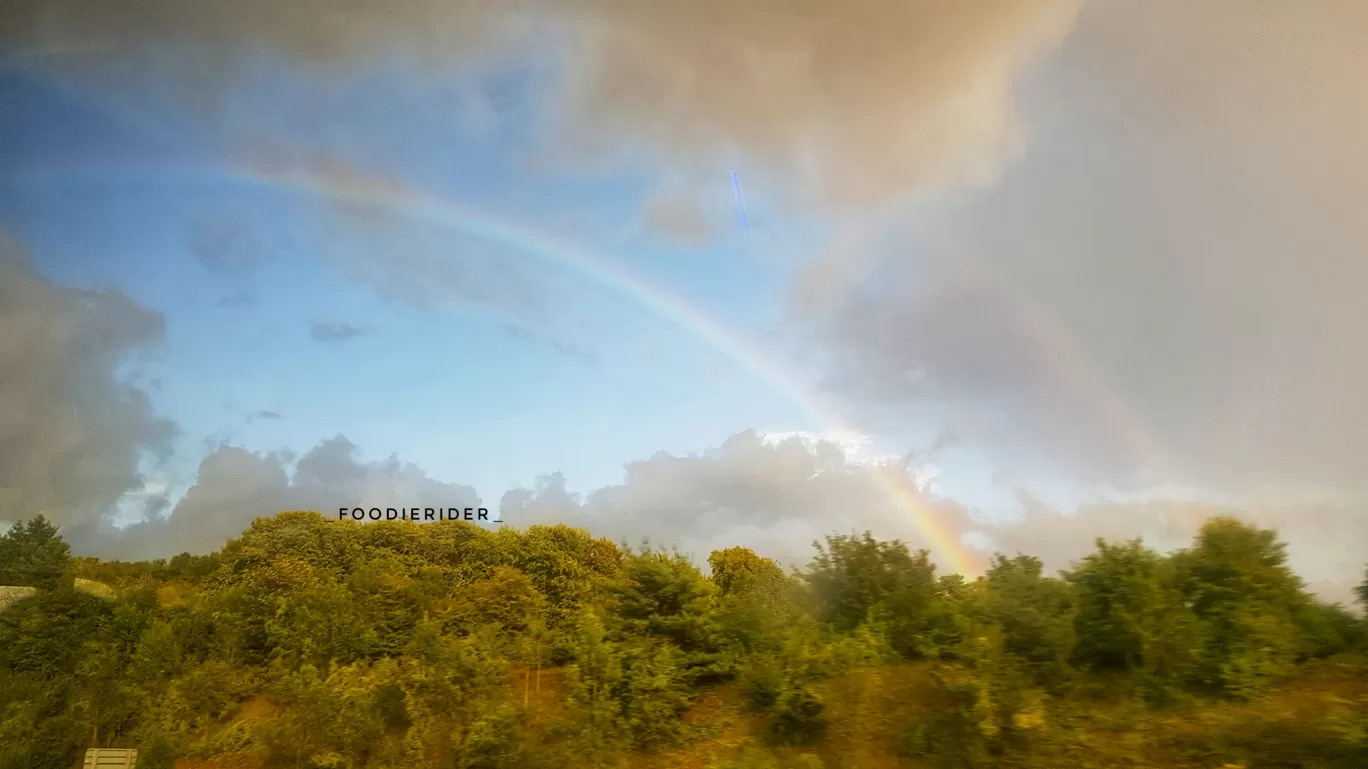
[[0, 512, 1365, 769]]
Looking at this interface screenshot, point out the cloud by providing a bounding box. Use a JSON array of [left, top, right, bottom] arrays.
[[3, 0, 1082, 210], [491, 430, 1366, 603], [495, 430, 1366, 603], [808, 0, 1368, 498], [308, 321, 366, 344], [106, 435, 482, 559], [550, 0, 1081, 209], [984, 495, 1368, 607], [503, 429, 980, 572], [0, 235, 179, 534], [246, 410, 283, 423], [70, 425, 1363, 605], [141, 493, 171, 519]]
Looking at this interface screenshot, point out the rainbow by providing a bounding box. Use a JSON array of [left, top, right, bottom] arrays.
[[4, 65, 1181, 578], [236, 162, 987, 577], [7, 158, 985, 575]]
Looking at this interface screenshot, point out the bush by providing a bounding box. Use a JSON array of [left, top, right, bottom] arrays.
[[741, 654, 785, 711], [1215, 611, 1301, 700], [136, 729, 179, 769], [766, 686, 826, 746], [460, 707, 523, 769]]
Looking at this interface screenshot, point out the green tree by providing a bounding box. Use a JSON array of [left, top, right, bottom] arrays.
[[0, 516, 71, 589], [615, 640, 692, 750], [803, 532, 939, 659], [709, 547, 786, 598], [457, 565, 548, 646], [565, 610, 627, 765], [402, 619, 510, 765], [1173, 518, 1307, 616], [977, 554, 1076, 684], [265, 581, 369, 668], [1171, 518, 1310, 697], [614, 548, 723, 676], [766, 684, 826, 747], [1065, 538, 1204, 700]]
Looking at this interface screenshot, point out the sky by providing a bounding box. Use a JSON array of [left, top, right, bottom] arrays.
[[1, 0, 1366, 603]]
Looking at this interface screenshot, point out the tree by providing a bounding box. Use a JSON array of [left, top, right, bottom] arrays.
[[709, 547, 785, 598], [459, 566, 547, 640], [565, 610, 627, 765], [1172, 517, 1306, 618], [803, 532, 939, 658], [977, 554, 1076, 682], [614, 548, 723, 675], [616, 640, 693, 750], [0, 516, 71, 589], [1065, 539, 1202, 679], [1171, 518, 1309, 697]]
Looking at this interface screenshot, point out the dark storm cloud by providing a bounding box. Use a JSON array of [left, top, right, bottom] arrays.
[[809, 0, 1368, 499], [308, 321, 366, 344], [0, 235, 178, 535]]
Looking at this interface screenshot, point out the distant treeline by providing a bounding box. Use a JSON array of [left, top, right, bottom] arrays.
[[1, 511, 1367, 769]]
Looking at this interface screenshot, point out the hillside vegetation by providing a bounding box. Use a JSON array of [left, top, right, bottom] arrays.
[[2, 512, 1367, 769]]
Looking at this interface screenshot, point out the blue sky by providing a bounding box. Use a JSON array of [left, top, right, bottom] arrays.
[[0, 57, 880, 519], [3, 0, 1364, 594]]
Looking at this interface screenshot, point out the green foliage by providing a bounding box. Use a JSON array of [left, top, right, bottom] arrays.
[[0, 515, 70, 589], [1294, 600, 1367, 657], [900, 662, 997, 768], [1065, 538, 1205, 700], [459, 705, 524, 769], [977, 554, 1076, 686], [804, 532, 940, 659], [709, 547, 786, 598], [1173, 517, 1307, 616], [614, 547, 729, 681], [1, 512, 1365, 769], [1173, 518, 1314, 697], [616, 641, 693, 749], [766, 684, 827, 746], [741, 652, 786, 710], [1212, 607, 1302, 699]]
